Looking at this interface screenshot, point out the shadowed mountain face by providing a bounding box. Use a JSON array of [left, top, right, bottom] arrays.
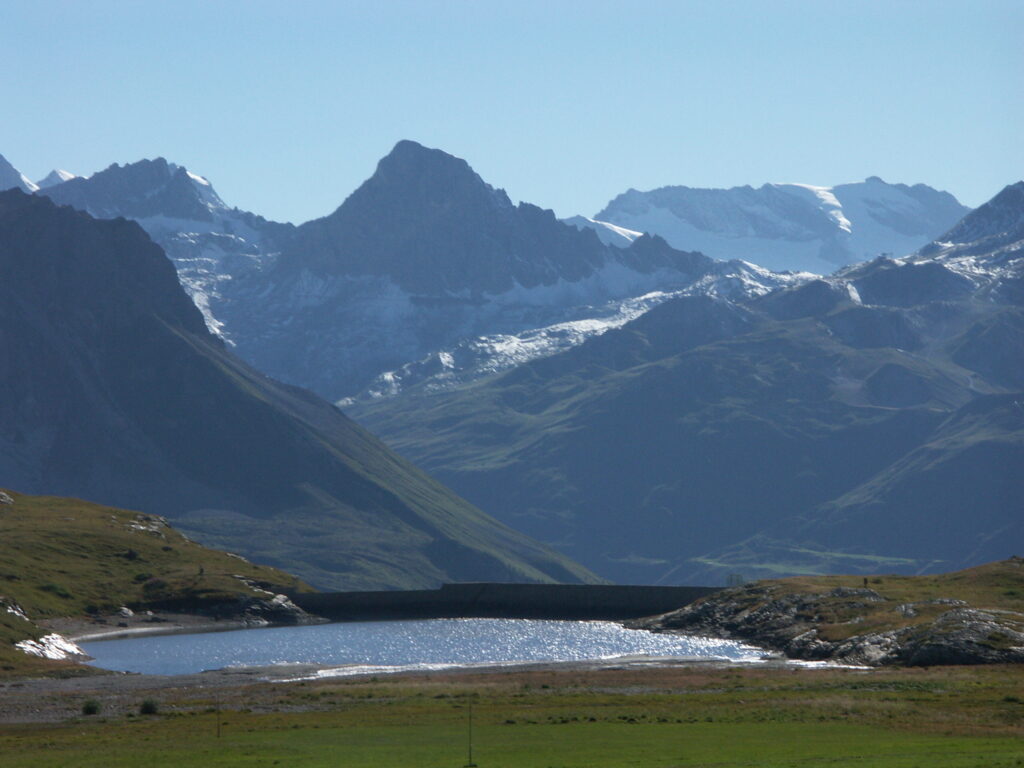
[[214, 141, 796, 400], [351, 184, 1024, 585], [39, 158, 293, 336], [0, 190, 599, 590], [280, 139, 612, 295], [33, 142, 798, 403]]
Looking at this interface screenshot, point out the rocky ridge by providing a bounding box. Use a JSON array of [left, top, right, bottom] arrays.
[[630, 559, 1024, 666], [25, 142, 799, 401]]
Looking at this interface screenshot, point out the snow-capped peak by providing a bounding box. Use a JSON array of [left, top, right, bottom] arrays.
[[36, 169, 78, 189], [594, 177, 970, 275], [186, 170, 210, 186], [0, 154, 39, 193], [562, 215, 643, 248], [169, 163, 227, 211], [773, 183, 853, 233]]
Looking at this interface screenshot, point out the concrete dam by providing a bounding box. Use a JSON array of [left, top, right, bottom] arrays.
[[290, 582, 719, 622]]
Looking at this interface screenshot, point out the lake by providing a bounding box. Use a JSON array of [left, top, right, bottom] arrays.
[[80, 618, 765, 676]]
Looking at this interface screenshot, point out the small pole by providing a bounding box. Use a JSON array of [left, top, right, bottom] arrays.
[[464, 703, 477, 767], [216, 695, 221, 739]]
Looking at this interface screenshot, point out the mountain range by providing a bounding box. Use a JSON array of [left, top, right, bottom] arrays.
[[2, 147, 966, 404], [586, 178, 969, 274], [350, 183, 1023, 585], [0, 188, 597, 590], [37, 157, 293, 336], [0, 146, 1015, 588], [219, 142, 807, 401]]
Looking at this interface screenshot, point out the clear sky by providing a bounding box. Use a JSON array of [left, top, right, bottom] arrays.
[[3, 0, 1021, 223]]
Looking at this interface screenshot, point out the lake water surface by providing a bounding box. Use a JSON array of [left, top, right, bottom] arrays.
[[80, 618, 764, 676]]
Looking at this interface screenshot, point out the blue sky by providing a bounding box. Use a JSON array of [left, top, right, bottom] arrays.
[[3, 0, 1021, 223]]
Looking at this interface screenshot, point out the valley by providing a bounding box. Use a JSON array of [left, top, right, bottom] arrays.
[[1, 5, 1020, 766], [1, 145, 1019, 590]]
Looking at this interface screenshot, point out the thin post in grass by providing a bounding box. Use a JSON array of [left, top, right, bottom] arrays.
[[464, 703, 477, 767]]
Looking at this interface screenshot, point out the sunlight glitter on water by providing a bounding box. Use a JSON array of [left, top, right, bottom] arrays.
[[80, 618, 766, 676]]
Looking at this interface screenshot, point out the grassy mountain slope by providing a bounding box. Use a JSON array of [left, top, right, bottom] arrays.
[[0, 489, 311, 675], [353, 264, 1020, 584], [0, 189, 598, 590]]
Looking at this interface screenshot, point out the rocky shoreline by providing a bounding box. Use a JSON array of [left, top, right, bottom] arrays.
[[629, 581, 1024, 666], [32, 594, 322, 662]]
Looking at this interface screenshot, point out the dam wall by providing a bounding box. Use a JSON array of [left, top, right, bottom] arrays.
[[289, 582, 719, 622]]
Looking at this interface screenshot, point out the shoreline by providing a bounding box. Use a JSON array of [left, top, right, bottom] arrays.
[[41, 610, 307, 645], [35, 612, 811, 687], [0, 653, 811, 722]]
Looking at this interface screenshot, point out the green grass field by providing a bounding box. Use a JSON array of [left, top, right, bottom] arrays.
[[1, 665, 1021, 767], [3, 718, 1020, 768]]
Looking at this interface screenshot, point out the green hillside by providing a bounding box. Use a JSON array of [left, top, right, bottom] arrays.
[[0, 489, 311, 675], [0, 189, 599, 590], [353, 285, 1022, 584]]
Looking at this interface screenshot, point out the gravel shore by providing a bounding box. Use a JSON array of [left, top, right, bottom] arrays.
[[0, 653, 796, 725]]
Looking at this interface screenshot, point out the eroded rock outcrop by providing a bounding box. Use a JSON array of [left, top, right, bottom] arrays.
[[630, 577, 1024, 666]]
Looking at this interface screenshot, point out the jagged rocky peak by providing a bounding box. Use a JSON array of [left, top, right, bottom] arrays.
[[934, 181, 1024, 247], [366, 139, 514, 210], [0, 153, 38, 193], [562, 215, 643, 248], [905, 182, 1024, 305], [40, 156, 227, 221], [35, 169, 78, 189], [313, 139, 517, 240], [279, 139, 611, 295]]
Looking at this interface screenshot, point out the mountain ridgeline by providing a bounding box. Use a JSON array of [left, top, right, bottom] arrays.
[[350, 183, 1024, 585], [11, 144, 968, 404], [25, 144, 795, 402], [218, 141, 787, 400], [592, 178, 970, 274], [38, 157, 293, 336], [0, 189, 598, 590], [1, 144, 1015, 589]]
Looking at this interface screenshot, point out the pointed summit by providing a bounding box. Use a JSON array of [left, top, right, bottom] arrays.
[[283, 140, 616, 296], [36, 169, 78, 189], [348, 139, 513, 216], [381, 138, 474, 172], [221, 141, 735, 401], [0, 154, 38, 193]]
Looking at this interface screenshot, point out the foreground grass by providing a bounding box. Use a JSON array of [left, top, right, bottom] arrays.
[[1, 665, 1022, 767], [4, 718, 1020, 768]]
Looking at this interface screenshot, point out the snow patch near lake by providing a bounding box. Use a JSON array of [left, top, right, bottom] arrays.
[[16, 633, 87, 660]]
